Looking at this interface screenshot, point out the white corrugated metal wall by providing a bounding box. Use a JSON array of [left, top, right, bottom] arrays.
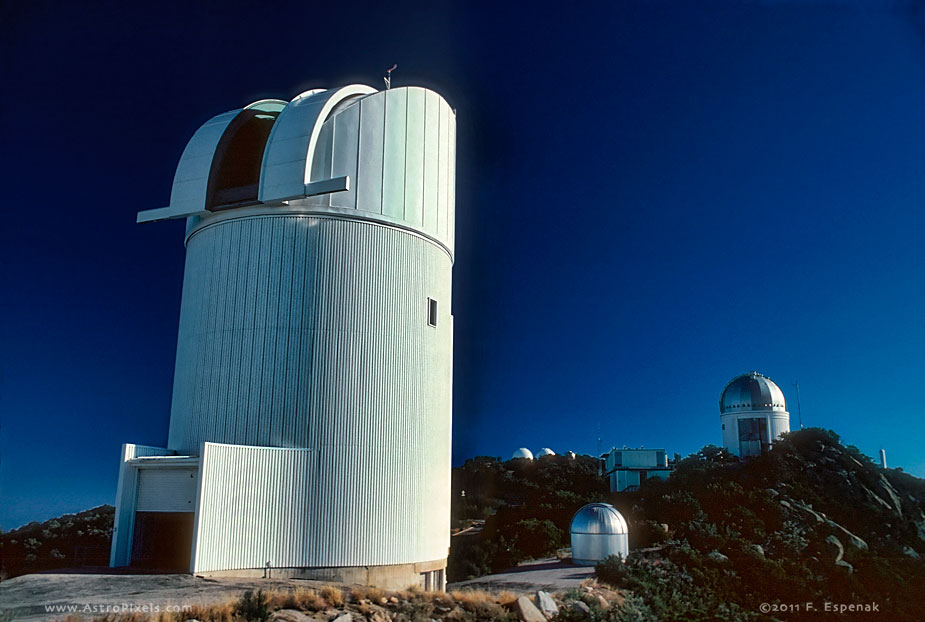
[[170, 216, 452, 570]]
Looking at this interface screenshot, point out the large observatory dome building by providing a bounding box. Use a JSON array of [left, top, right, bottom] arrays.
[[109, 83, 456, 590], [720, 371, 790, 457]]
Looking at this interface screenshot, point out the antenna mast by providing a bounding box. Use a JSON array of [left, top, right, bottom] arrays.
[[793, 381, 803, 429], [384, 64, 398, 90], [596, 420, 602, 456]]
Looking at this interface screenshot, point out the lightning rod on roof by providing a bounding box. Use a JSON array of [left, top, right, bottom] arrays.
[[384, 64, 398, 90]]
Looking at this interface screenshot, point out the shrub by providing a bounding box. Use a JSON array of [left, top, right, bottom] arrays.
[[234, 590, 270, 622], [351, 585, 386, 603], [594, 554, 628, 587], [319, 585, 345, 608]]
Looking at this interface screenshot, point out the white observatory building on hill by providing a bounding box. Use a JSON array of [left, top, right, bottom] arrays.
[[110, 83, 456, 590], [720, 371, 790, 457]]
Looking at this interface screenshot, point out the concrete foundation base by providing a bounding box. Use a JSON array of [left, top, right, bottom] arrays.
[[196, 559, 447, 591]]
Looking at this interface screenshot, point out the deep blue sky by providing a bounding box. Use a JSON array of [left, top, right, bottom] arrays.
[[3, 1, 925, 529]]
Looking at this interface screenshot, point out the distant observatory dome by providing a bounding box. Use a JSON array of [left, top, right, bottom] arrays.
[[512, 448, 534, 460], [720, 371, 786, 414], [537, 448, 556, 457], [570, 503, 628, 565], [566, 451, 577, 460], [719, 371, 791, 458]]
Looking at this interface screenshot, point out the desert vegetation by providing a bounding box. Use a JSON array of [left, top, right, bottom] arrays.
[[0, 505, 113, 580], [451, 428, 925, 620]]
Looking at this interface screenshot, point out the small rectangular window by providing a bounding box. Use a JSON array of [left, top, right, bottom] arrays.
[[427, 298, 438, 327]]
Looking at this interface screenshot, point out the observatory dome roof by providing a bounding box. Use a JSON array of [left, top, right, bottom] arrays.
[[720, 371, 786, 414], [511, 448, 534, 460], [537, 448, 556, 457], [570, 503, 628, 535]]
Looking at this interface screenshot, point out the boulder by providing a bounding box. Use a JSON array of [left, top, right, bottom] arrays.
[[271, 611, 313, 622], [368, 608, 390, 622], [824, 518, 868, 551], [514, 596, 547, 622], [595, 595, 610, 610], [332, 613, 352, 622], [707, 551, 729, 563], [568, 601, 591, 616], [533, 591, 558, 619], [825, 535, 853, 573]]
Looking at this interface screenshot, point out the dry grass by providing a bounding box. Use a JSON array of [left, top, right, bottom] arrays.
[[447, 588, 519, 614], [319, 584, 345, 607], [350, 585, 387, 603], [90, 613, 168, 622], [449, 589, 498, 606], [263, 586, 330, 612], [89, 603, 235, 622], [174, 603, 235, 622], [87, 582, 521, 622], [495, 591, 518, 606]]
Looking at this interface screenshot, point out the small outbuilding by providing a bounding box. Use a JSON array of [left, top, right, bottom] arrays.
[[570, 503, 629, 565]]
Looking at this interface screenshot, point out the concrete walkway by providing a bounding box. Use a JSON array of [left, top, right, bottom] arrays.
[[0, 572, 317, 622], [0, 559, 597, 621], [448, 558, 595, 593]]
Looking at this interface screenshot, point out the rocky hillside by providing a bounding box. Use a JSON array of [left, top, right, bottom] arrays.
[[600, 428, 925, 620], [449, 453, 609, 579], [450, 429, 925, 620], [0, 505, 114, 580]]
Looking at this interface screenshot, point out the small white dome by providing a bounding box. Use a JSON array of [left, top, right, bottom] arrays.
[[511, 447, 534, 460], [570, 503, 629, 565], [566, 451, 577, 459], [537, 448, 556, 457], [570, 503, 628, 535]]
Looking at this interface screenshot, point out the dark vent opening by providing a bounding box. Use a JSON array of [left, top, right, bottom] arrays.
[[428, 298, 438, 327]]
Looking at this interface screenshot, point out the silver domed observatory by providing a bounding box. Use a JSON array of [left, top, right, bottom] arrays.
[[570, 503, 629, 565], [110, 83, 456, 590], [720, 371, 790, 457]]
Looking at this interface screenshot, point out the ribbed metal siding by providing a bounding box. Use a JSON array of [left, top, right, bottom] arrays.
[[571, 533, 629, 565], [193, 438, 449, 570], [170, 215, 452, 569], [296, 87, 455, 256]]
